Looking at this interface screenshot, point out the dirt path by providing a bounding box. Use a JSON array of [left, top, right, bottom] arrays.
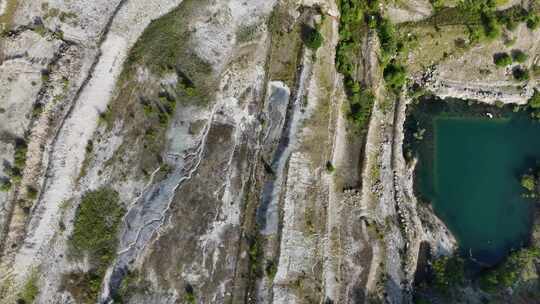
[[0, 1, 186, 301]]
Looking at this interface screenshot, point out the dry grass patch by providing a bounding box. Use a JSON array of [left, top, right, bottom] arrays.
[[0, 0, 18, 32]]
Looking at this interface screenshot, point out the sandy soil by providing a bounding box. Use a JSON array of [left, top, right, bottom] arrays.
[[387, 0, 432, 24], [0, 0, 6, 16]]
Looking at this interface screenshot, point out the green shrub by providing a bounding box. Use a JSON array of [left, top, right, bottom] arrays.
[[18, 271, 39, 304], [529, 90, 540, 109], [326, 161, 335, 173], [376, 17, 398, 63], [14, 139, 28, 171], [67, 188, 124, 303], [8, 167, 22, 183], [26, 186, 38, 200], [527, 14, 539, 30], [493, 52, 511, 67], [32, 103, 43, 118], [480, 247, 540, 291], [481, 11, 501, 40], [336, 0, 380, 132], [184, 284, 196, 304], [302, 25, 323, 50], [383, 63, 407, 91], [432, 255, 465, 292], [71, 188, 124, 261], [348, 88, 375, 130], [520, 174, 536, 192], [126, 3, 212, 77], [429, 0, 445, 11], [265, 260, 278, 279], [505, 18, 518, 30], [512, 67, 529, 81], [458, 0, 503, 42], [0, 179, 11, 192], [497, 6, 528, 31], [248, 234, 263, 277], [512, 49, 528, 63]]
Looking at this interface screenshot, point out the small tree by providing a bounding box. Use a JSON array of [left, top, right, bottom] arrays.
[[383, 63, 407, 91], [432, 255, 465, 293], [348, 88, 375, 130], [513, 67, 530, 81], [512, 50, 528, 63], [0, 179, 11, 192], [527, 14, 540, 30], [26, 186, 38, 200], [302, 25, 323, 50], [493, 52, 512, 67], [481, 12, 501, 41], [326, 161, 335, 173], [430, 0, 445, 11]]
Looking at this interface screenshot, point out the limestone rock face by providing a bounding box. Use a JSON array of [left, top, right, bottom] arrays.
[[2, 0, 539, 303]]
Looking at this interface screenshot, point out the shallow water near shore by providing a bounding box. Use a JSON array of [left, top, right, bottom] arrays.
[[410, 99, 538, 266]]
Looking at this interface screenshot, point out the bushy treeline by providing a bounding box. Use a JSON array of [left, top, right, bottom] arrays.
[[480, 247, 540, 291], [336, 0, 406, 131], [457, 0, 539, 43]]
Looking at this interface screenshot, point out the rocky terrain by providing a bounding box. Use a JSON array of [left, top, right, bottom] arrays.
[[0, 0, 539, 303]]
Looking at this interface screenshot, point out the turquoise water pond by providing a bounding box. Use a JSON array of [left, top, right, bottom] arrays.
[[410, 100, 537, 266]]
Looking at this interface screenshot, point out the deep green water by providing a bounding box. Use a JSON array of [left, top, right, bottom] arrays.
[[415, 111, 538, 266]]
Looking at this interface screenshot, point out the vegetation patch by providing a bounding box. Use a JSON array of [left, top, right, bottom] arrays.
[[326, 161, 335, 173], [266, 4, 304, 88], [511, 49, 528, 63], [512, 66, 529, 81], [383, 63, 407, 92], [301, 24, 323, 50], [2, 138, 28, 192], [63, 188, 124, 303], [236, 23, 260, 43], [0, 179, 11, 192], [480, 247, 540, 291], [427, 1, 534, 43], [336, 0, 372, 131], [112, 270, 151, 302], [265, 259, 278, 279], [336, 0, 406, 131], [70, 188, 124, 259], [248, 233, 263, 278], [101, 0, 219, 181], [527, 13, 540, 30], [125, 0, 212, 81], [529, 89, 540, 109], [401, 2, 538, 74], [17, 270, 39, 304], [184, 284, 196, 304], [493, 52, 512, 67], [431, 255, 465, 293], [520, 173, 536, 193], [62, 271, 103, 304]]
